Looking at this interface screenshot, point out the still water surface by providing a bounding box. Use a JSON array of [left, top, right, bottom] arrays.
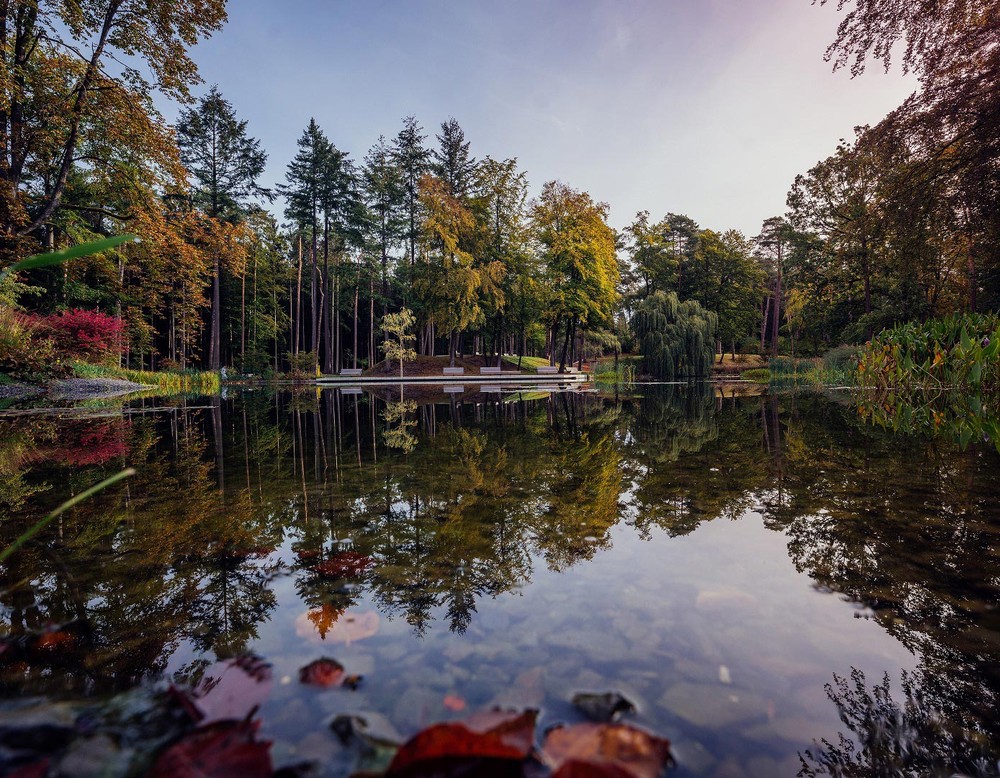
[[1, 385, 999, 776]]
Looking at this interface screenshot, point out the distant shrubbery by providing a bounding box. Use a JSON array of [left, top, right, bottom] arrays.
[[0, 306, 125, 378]]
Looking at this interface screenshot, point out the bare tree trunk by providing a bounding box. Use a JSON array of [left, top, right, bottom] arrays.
[[294, 235, 303, 355], [352, 280, 359, 370]]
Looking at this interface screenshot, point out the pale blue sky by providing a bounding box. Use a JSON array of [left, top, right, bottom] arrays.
[[178, 0, 915, 237]]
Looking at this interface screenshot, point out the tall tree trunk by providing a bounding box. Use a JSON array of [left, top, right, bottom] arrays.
[[770, 245, 782, 358], [352, 278, 359, 370], [294, 235, 303, 355], [209, 255, 221, 369]]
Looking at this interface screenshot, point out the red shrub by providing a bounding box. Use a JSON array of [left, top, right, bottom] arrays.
[[41, 309, 125, 363]]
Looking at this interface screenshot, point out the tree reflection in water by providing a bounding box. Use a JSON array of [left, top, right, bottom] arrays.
[[799, 668, 999, 777], [0, 385, 999, 771]]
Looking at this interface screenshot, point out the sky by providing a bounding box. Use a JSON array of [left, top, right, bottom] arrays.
[[177, 0, 917, 237]]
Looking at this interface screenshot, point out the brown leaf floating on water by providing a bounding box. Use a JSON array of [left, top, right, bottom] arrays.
[[542, 722, 672, 778], [385, 708, 537, 776], [147, 719, 272, 778], [298, 657, 345, 688]]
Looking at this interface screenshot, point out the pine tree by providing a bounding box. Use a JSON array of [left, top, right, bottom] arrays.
[[176, 86, 268, 370], [392, 116, 431, 268], [433, 118, 476, 200]]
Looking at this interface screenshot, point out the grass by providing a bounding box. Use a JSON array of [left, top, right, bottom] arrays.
[[501, 355, 552, 371], [72, 362, 221, 394], [741, 368, 771, 383]]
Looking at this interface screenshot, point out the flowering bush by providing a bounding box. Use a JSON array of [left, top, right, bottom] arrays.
[[40, 309, 125, 364]]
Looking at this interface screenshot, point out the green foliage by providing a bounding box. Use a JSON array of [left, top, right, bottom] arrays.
[[632, 291, 717, 379], [72, 362, 221, 394], [593, 358, 637, 386], [741, 368, 771, 383], [0, 235, 138, 283], [381, 308, 417, 379], [855, 313, 1000, 452], [823, 345, 859, 373], [857, 313, 1000, 392], [285, 351, 319, 380]]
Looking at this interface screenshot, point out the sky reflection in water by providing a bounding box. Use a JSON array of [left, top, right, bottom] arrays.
[[1, 384, 998, 776]]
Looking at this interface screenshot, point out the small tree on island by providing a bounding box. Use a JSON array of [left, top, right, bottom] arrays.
[[382, 307, 417, 381]]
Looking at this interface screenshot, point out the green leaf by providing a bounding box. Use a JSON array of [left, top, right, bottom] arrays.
[[0, 468, 136, 564], [0, 234, 138, 281], [960, 327, 973, 353]]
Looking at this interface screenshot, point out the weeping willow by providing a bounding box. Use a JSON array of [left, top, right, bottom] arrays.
[[632, 292, 717, 379]]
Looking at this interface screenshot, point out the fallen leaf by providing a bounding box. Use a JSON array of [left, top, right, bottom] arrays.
[[443, 694, 466, 712], [385, 709, 537, 776], [299, 658, 345, 688], [295, 609, 379, 645], [542, 722, 672, 778], [147, 719, 272, 778], [174, 656, 273, 725], [5, 759, 50, 778], [571, 692, 636, 722]]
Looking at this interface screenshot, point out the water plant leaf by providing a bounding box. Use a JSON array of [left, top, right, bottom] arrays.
[[542, 722, 672, 778], [147, 719, 271, 778], [298, 658, 345, 688], [384, 709, 537, 776], [0, 235, 138, 281], [0, 468, 135, 564]]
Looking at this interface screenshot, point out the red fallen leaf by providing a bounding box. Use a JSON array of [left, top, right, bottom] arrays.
[[147, 719, 272, 778], [311, 551, 373, 579], [385, 709, 537, 776], [542, 722, 672, 778], [443, 694, 466, 712], [7, 759, 50, 778], [174, 656, 273, 725], [299, 657, 345, 688]]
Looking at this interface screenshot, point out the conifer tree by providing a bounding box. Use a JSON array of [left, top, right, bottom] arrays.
[[176, 87, 268, 370]]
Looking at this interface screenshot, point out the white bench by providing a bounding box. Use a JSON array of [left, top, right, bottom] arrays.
[[443, 385, 464, 393], [442, 367, 464, 376], [536, 365, 558, 374], [339, 368, 363, 376], [340, 387, 363, 395], [564, 366, 579, 374], [480, 366, 502, 375], [480, 384, 502, 393]]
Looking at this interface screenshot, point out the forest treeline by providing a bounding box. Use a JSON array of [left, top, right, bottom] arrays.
[[1, 1, 997, 376]]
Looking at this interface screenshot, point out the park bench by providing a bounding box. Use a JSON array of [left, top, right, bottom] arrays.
[[536, 365, 558, 374], [339, 368, 363, 377], [443, 385, 464, 393], [480, 366, 502, 375], [442, 367, 464, 375], [340, 387, 363, 395], [480, 384, 502, 393]]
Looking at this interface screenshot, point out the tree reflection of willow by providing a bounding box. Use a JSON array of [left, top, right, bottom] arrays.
[[799, 668, 1000, 777]]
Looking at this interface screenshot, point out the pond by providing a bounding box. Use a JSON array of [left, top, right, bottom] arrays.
[[1, 384, 999, 776]]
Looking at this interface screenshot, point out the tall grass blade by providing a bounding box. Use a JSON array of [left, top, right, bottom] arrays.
[[0, 467, 136, 564], [0, 235, 138, 281]]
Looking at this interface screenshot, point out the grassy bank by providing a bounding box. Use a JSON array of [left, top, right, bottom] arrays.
[[72, 362, 221, 394]]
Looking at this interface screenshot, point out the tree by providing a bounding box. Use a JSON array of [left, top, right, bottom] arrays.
[[177, 87, 268, 370], [392, 117, 431, 269], [363, 136, 405, 319], [755, 216, 794, 356], [433, 118, 476, 200], [0, 0, 227, 256], [531, 181, 618, 372], [632, 291, 717, 379], [382, 307, 416, 380]]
